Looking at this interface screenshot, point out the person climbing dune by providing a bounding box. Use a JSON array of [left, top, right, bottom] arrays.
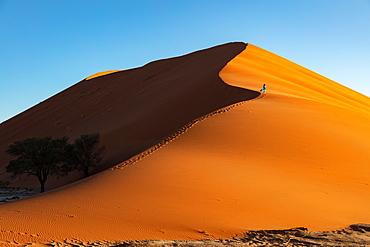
[[260, 84, 266, 92]]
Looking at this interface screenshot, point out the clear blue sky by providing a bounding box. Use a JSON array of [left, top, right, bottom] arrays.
[[1, 0, 370, 122]]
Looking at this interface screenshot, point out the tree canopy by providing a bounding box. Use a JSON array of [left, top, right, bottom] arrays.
[[68, 133, 106, 178], [5, 133, 106, 193], [6, 136, 71, 192]]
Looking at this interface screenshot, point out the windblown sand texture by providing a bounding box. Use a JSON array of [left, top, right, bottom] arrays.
[[1, 42, 370, 245]]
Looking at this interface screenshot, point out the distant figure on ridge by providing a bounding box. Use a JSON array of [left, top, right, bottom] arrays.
[[260, 84, 266, 92]]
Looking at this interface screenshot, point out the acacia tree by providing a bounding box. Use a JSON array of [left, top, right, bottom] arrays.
[[6, 136, 71, 192], [69, 133, 106, 178]]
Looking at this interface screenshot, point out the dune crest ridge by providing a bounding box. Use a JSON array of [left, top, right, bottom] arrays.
[[85, 70, 125, 80], [1, 42, 370, 245]]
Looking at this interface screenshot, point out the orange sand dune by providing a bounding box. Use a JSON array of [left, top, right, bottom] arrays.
[[85, 70, 124, 80], [0, 42, 257, 186], [1, 43, 370, 244]]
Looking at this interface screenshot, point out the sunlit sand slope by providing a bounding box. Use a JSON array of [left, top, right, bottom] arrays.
[[1, 43, 370, 244], [0, 42, 258, 186], [223, 44, 370, 113], [85, 70, 124, 80]]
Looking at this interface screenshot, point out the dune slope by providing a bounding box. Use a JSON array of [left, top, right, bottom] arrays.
[[1, 43, 370, 244], [0, 42, 258, 186]]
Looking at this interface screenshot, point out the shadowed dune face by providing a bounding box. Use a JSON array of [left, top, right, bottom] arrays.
[[0, 42, 259, 186], [1, 43, 370, 244]]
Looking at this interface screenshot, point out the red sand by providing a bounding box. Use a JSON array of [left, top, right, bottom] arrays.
[[1, 42, 370, 245]]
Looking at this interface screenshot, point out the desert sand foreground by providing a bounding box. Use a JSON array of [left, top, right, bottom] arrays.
[[1, 42, 370, 245], [3, 225, 370, 246]]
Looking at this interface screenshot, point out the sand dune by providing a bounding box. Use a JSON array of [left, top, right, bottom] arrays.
[[1, 42, 370, 245], [0, 42, 257, 186]]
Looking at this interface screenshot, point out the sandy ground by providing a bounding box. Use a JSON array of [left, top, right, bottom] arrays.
[[1, 42, 370, 245], [4, 192, 370, 246], [115, 227, 370, 246], [2, 226, 370, 246]]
